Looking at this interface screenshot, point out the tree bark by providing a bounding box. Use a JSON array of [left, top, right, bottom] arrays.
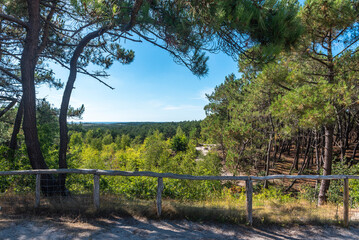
[[342, 112, 353, 163], [290, 134, 301, 173], [263, 133, 273, 189], [350, 141, 359, 166], [0, 99, 17, 118], [315, 132, 321, 191], [9, 99, 23, 151], [21, 0, 48, 170], [318, 125, 334, 205], [302, 134, 312, 169], [317, 28, 336, 205], [286, 140, 292, 155], [58, 28, 107, 193], [20, 1, 62, 195], [8, 99, 24, 167]]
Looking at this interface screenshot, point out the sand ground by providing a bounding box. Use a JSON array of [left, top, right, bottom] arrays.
[[0, 216, 359, 240]]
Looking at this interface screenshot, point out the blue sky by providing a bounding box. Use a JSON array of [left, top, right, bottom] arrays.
[[38, 40, 238, 122]]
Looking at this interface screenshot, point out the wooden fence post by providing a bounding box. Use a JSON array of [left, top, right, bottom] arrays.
[[157, 177, 164, 217], [94, 174, 100, 210], [343, 177, 349, 227], [246, 179, 253, 226], [35, 174, 41, 208]]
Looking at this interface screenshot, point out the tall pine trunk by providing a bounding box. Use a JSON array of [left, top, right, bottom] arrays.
[[263, 133, 273, 189], [318, 125, 334, 205], [20, 0, 60, 195], [21, 0, 48, 170]]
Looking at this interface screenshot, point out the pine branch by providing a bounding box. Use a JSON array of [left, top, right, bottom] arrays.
[[0, 13, 28, 29]]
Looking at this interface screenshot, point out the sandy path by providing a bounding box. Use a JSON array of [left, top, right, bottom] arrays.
[[0, 217, 359, 239]]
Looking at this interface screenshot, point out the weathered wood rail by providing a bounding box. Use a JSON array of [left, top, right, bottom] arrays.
[[0, 169, 357, 227]]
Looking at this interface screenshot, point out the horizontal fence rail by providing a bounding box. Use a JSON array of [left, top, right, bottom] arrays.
[[0, 169, 357, 227], [1, 169, 359, 180]]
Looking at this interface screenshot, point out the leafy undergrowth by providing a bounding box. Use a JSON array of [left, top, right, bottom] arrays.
[[1, 191, 358, 227]]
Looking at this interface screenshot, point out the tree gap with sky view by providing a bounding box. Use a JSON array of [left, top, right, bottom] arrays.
[[1, 0, 359, 230]]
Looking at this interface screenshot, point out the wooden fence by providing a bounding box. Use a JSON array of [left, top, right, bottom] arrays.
[[1, 169, 359, 227]]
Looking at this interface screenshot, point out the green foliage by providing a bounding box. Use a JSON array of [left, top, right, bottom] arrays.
[[0, 105, 15, 145], [116, 134, 131, 150], [36, 99, 58, 137], [90, 138, 103, 151], [69, 132, 83, 147], [300, 184, 319, 204], [350, 178, 359, 208], [196, 152, 221, 176], [300, 161, 359, 207], [102, 132, 113, 145], [200, 0, 359, 185], [171, 127, 189, 152], [271, 79, 353, 130], [254, 186, 292, 204], [193, 0, 303, 62], [141, 131, 171, 171], [61, 126, 223, 200]]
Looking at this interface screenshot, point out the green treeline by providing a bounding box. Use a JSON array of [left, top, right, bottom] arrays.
[[70, 121, 202, 143]]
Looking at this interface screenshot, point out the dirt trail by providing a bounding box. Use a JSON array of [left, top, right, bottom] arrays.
[[0, 216, 359, 240]]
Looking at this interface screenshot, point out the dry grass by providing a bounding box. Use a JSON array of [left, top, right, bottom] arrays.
[[0, 192, 357, 227], [252, 199, 347, 225]]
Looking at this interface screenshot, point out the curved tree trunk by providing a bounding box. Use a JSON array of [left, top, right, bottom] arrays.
[[58, 1, 144, 177], [8, 99, 24, 166], [58, 28, 107, 193], [9, 99, 24, 151]]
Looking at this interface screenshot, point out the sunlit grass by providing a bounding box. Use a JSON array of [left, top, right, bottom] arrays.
[[252, 198, 346, 225], [0, 190, 358, 226]]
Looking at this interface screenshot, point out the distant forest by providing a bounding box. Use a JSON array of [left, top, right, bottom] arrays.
[[69, 121, 202, 142]]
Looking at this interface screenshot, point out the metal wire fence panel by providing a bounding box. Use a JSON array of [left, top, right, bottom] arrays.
[[349, 179, 359, 224], [0, 174, 36, 213], [247, 178, 359, 225], [66, 173, 93, 195], [37, 173, 93, 212], [95, 176, 247, 223]]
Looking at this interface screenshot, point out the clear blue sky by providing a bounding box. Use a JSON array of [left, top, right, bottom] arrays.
[[38, 40, 238, 122]]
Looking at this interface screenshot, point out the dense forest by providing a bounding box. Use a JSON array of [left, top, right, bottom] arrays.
[[72, 121, 202, 142], [0, 0, 359, 209]]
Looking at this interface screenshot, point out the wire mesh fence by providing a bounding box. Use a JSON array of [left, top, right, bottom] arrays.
[[249, 178, 355, 225], [38, 173, 93, 212], [0, 169, 358, 227], [0, 174, 36, 213], [0, 173, 94, 214]]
